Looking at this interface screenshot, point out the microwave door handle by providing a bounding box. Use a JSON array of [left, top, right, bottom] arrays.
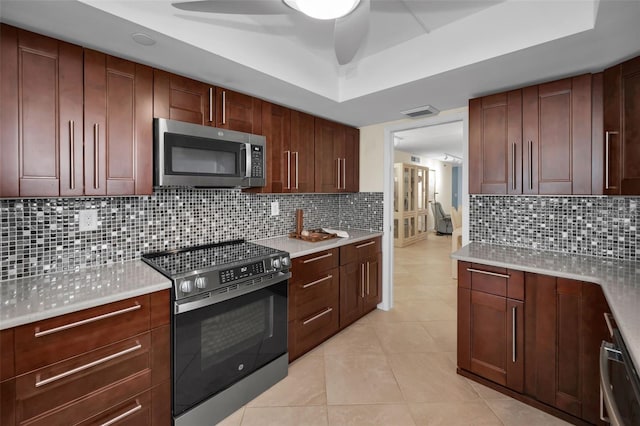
[[243, 143, 252, 178]]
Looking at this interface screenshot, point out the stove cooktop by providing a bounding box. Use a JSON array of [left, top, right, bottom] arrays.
[[142, 239, 284, 277]]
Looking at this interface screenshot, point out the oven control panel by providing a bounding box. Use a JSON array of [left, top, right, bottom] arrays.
[[220, 261, 265, 284]]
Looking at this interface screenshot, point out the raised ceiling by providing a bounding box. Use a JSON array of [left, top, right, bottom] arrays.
[[2, 0, 640, 127], [395, 121, 464, 160]]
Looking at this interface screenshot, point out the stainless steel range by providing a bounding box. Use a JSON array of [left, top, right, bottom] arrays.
[[142, 239, 291, 426]]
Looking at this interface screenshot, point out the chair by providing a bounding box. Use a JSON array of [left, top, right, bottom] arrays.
[[431, 202, 453, 235]]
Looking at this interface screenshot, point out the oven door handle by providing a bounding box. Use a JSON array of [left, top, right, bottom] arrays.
[[174, 271, 291, 315], [600, 340, 624, 426]]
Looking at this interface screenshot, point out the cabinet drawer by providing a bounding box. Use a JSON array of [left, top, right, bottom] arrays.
[[291, 248, 338, 277], [16, 333, 151, 423], [293, 303, 339, 356], [78, 389, 152, 426], [464, 263, 524, 300], [290, 268, 339, 321], [14, 294, 150, 374], [340, 237, 381, 265]]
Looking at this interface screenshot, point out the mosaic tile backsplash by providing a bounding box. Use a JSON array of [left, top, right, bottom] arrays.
[[0, 190, 383, 281], [469, 195, 639, 261]]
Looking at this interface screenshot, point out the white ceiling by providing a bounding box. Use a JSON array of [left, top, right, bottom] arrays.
[[395, 121, 463, 160], [2, 0, 640, 127]]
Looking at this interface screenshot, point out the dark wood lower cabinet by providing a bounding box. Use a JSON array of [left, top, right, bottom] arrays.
[[459, 262, 611, 425]]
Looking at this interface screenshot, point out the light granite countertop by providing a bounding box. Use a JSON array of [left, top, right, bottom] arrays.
[[254, 229, 383, 258], [0, 260, 172, 330], [452, 242, 640, 372]]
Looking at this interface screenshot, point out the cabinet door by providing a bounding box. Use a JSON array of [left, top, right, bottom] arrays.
[[0, 379, 15, 426], [620, 56, 640, 194], [603, 64, 622, 194], [343, 126, 359, 192], [290, 110, 315, 193], [0, 26, 83, 197], [468, 91, 522, 194], [153, 69, 214, 126], [339, 261, 364, 328], [259, 102, 290, 193], [84, 51, 153, 196], [216, 87, 262, 134], [363, 253, 381, 312], [522, 75, 592, 195], [315, 118, 343, 192]]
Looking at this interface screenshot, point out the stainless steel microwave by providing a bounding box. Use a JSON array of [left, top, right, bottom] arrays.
[[154, 118, 266, 188]]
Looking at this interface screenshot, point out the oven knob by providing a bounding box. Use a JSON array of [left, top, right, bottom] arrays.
[[281, 256, 291, 268], [180, 280, 193, 293], [271, 258, 281, 270], [195, 277, 207, 289]]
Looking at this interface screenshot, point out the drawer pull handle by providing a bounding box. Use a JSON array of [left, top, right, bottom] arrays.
[[302, 307, 333, 326], [302, 252, 333, 263], [100, 402, 143, 426], [302, 274, 333, 289], [35, 343, 142, 387], [466, 268, 510, 279], [356, 241, 375, 249], [34, 303, 141, 337]]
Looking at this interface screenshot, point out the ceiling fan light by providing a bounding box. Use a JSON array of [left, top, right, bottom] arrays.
[[288, 0, 360, 20]]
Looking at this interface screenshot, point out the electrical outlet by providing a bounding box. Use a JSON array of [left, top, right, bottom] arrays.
[[79, 209, 98, 231], [270, 201, 280, 216]]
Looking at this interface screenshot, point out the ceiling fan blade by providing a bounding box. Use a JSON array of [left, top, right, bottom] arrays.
[[334, 0, 370, 65], [172, 0, 288, 15]]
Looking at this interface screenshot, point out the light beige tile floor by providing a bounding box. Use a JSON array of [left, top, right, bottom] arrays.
[[217, 234, 570, 426]]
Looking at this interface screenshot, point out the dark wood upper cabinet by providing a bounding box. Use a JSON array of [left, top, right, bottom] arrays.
[[84, 50, 153, 196], [289, 110, 315, 193], [522, 74, 592, 195], [257, 102, 291, 193], [153, 69, 214, 126], [468, 91, 522, 194], [603, 55, 640, 195], [0, 25, 83, 198], [216, 87, 262, 134], [314, 118, 358, 193]]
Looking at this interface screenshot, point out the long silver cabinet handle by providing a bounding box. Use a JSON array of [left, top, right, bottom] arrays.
[[528, 140, 533, 191], [221, 90, 226, 124], [302, 252, 333, 264], [356, 241, 375, 249], [35, 343, 142, 387], [336, 158, 341, 189], [285, 151, 291, 189], [604, 313, 615, 338], [34, 303, 141, 337], [366, 261, 370, 295], [605, 131, 618, 190], [294, 151, 299, 189], [69, 120, 75, 190], [466, 268, 510, 279], [101, 403, 143, 426], [209, 88, 213, 122], [302, 307, 333, 326], [512, 306, 517, 363], [94, 123, 100, 189], [302, 274, 333, 289], [600, 341, 623, 425], [342, 157, 346, 189], [512, 142, 516, 191], [361, 264, 365, 298]]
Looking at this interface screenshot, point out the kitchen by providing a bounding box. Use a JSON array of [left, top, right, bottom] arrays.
[[1, 0, 640, 425]]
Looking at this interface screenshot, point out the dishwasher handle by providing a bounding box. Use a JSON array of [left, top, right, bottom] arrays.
[[600, 340, 624, 426]]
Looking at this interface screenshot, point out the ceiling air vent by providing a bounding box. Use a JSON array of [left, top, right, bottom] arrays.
[[401, 105, 440, 119]]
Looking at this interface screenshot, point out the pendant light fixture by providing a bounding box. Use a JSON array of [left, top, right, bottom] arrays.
[[283, 0, 361, 20]]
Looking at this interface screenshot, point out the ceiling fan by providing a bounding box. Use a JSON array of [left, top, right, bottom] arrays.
[[171, 0, 371, 65]]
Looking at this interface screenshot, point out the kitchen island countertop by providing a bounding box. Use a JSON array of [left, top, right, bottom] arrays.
[[0, 260, 171, 330], [254, 229, 383, 258], [452, 242, 640, 373]]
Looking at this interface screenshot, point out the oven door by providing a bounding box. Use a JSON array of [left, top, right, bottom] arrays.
[[172, 280, 287, 416]]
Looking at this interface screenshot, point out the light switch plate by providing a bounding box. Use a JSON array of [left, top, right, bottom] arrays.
[[270, 201, 280, 216], [79, 209, 98, 231]]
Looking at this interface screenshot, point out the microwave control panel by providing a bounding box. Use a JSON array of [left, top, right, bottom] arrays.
[[251, 145, 264, 178]]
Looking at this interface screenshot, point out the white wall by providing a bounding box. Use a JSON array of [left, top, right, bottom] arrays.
[[423, 159, 453, 215]]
